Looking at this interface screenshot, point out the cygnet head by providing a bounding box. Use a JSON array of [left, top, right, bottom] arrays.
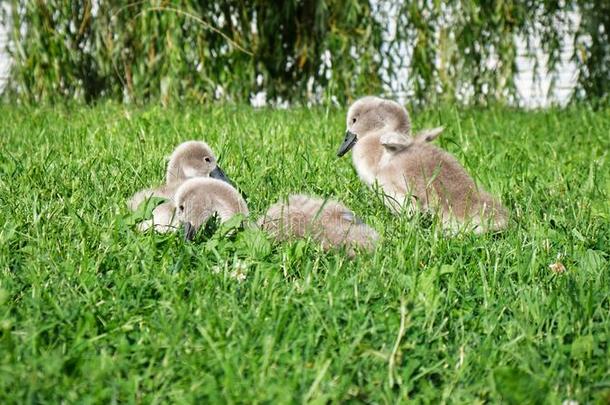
[[321, 201, 379, 255], [174, 178, 248, 240], [337, 96, 411, 157], [166, 141, 231, 184]]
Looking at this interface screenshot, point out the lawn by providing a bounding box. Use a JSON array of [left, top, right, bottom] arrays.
[[0, 103, 609, 403]]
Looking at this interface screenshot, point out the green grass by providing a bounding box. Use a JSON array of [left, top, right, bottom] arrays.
[[1, 103, 609, 403]]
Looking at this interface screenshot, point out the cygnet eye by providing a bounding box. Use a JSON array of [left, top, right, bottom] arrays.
[[204, 157, 211, 163], [352, 118, 357, 124], [179, 205, 184, 212]]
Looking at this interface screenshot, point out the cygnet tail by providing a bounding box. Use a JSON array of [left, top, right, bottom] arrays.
[[128, 189, 155, 211], [471, 192, 509, 233], [128, 185, 174, 212]]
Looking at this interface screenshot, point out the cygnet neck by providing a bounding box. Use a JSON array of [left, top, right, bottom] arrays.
[[353, 131, 383, 167]]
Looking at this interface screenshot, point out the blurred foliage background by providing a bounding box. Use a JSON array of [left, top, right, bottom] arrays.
[[1, 0, 608, 106]]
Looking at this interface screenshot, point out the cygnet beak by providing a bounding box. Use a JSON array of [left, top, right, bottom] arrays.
[[337, 130, 358, 157], [184, 222, 196, 241], [209, 165, 232, 185]]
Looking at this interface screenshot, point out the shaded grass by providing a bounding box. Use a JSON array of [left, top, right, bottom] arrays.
[[0, 103, 609, 403]]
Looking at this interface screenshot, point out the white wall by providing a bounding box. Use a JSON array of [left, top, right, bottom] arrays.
[[0, 12, 9, 93]]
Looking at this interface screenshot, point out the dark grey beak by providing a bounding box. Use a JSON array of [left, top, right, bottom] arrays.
[[209, 165, 232, 185], [184, 222, 196, 241], [337, 130, 358, 157]]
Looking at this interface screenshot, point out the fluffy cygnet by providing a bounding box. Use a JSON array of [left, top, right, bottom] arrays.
[[174, 178, 249, 240], [258, 194, 379, 257], [336, 96, 507, 233], [128, 140, 230, 211]]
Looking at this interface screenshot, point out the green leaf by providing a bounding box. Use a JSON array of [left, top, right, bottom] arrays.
[[123, 197, 167, 226], [235, 228, 272, 259], [217, 213, 247, 237], [571, 335, 595, 360], [439, 264, 455, 275], [580, 249, 607, 273], [493, 367, 548, 405]]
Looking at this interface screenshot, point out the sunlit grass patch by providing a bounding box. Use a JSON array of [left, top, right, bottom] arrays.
[[0, 103, 609, 403]]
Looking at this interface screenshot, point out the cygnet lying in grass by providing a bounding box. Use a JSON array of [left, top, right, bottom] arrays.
[[336, 96, 507, 234], [175, 178, 249, 240], [258, 194, 378, 257]]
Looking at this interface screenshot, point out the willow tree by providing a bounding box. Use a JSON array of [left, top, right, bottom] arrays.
[[1, 0, 608, 105], [2, 0, 382, 104]]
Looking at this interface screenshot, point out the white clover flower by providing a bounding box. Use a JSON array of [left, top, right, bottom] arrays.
[[230, 260, 249, 283]]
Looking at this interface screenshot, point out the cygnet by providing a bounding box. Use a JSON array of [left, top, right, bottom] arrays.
[[258, 194, 378, 257], [336, 96, 507, 233], [174, 177, 249, 240]]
